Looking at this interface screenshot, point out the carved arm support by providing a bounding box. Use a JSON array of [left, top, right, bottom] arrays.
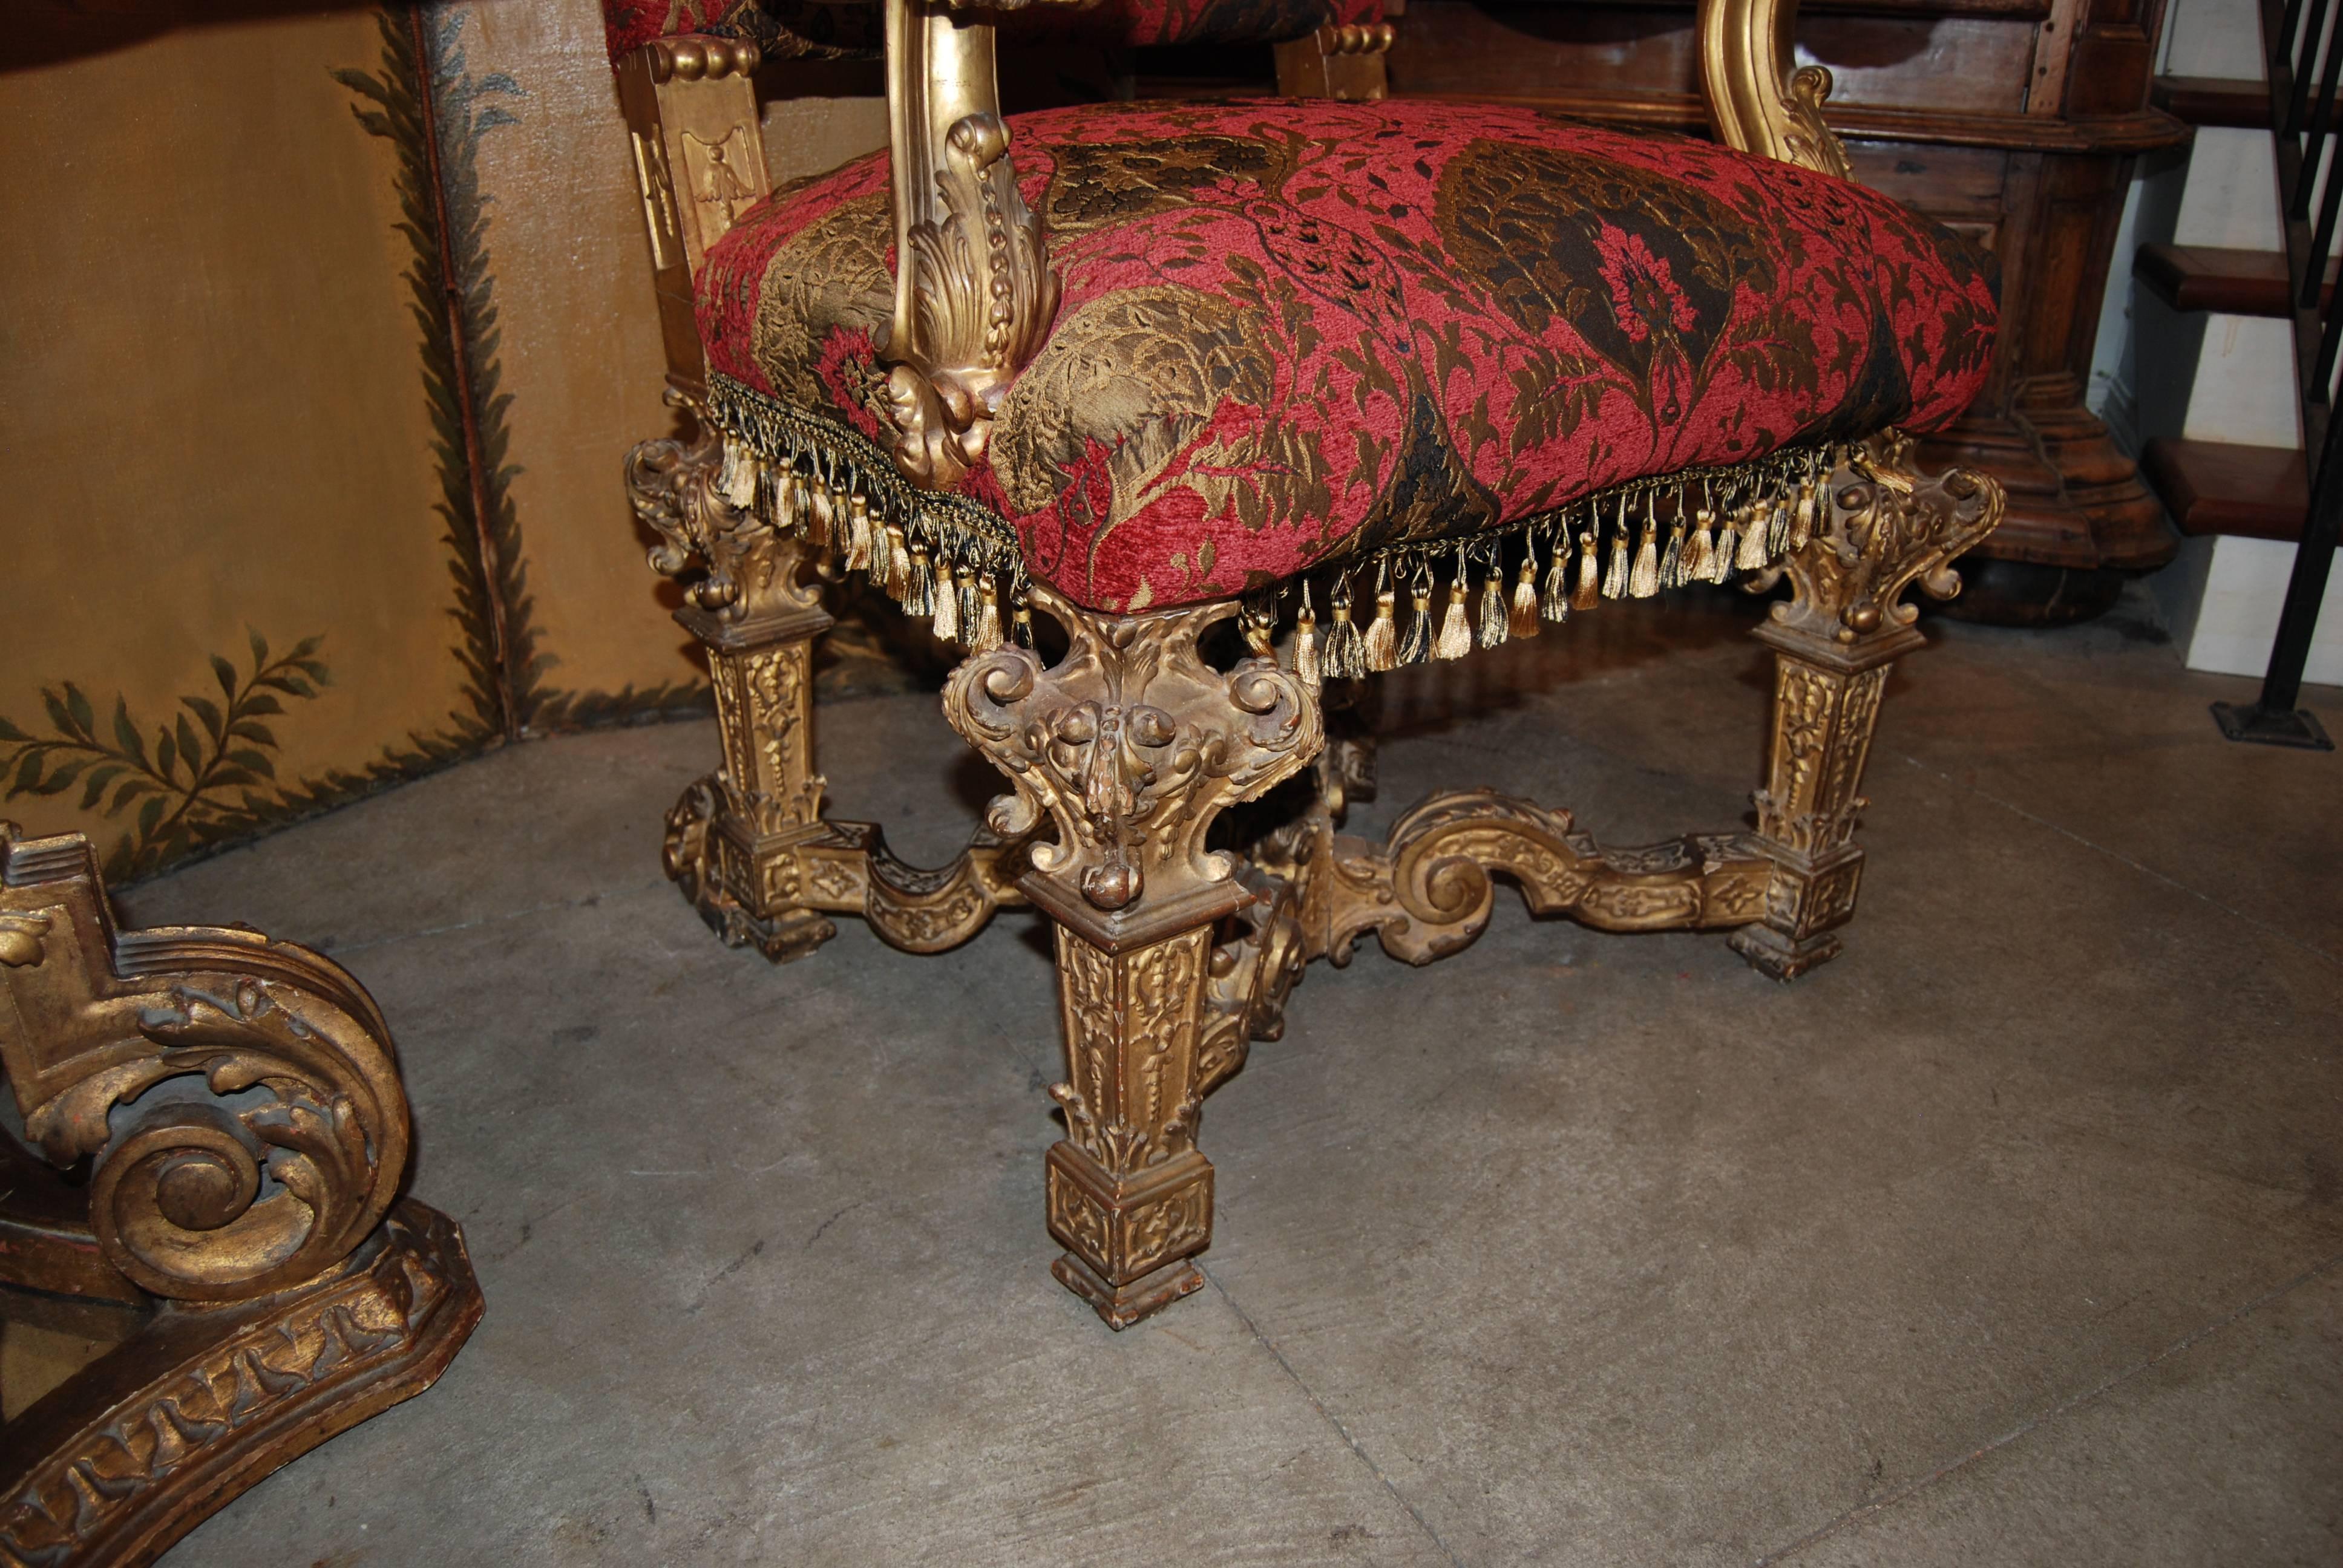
[[1697, 0, 1852, 178], [879, 0, 1082, 490]]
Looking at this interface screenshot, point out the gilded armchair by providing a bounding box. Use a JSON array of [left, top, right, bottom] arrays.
[[608, 0, 2003, 1328]]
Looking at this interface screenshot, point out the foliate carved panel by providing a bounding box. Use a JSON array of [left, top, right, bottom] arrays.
[[942, 589, 1323, 946], [0, 1202, 481, 1568], [709, 639, 826, 835], [1755, 660, 1889, 858], [1049, 926, 1211, 1180], [1745, 430, 2005, 653], [1316, 792, 1773, 966]]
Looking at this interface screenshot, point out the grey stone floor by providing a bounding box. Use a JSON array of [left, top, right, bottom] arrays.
[[130, 586, 2340, 1566]]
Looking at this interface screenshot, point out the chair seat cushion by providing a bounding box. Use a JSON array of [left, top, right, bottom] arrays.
[[698, 99, 1996, 613]]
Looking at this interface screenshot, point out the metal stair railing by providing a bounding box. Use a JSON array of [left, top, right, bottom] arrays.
[[2221, 0, 2343, 745]]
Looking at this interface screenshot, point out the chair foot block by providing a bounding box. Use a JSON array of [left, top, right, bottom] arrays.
[[1050, 1254, 1207, 1331], [1728, 923, 1844, 982]]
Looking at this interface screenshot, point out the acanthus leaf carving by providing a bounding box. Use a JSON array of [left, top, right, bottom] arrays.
[[941, 588, 1323, 934]]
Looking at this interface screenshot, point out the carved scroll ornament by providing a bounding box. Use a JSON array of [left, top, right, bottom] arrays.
[[626, 402, 826, 628], [0, 826, 407, 1302], [942, 589, 1323, 942], [1697, 0, 1853, 179], [1743, 431, 2006, 650]]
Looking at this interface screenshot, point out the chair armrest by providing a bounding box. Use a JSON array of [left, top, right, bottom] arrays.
[[1697, 0, 1852, 178], [878, 0, 1090, 491]]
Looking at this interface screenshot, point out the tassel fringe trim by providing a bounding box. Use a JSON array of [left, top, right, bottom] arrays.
[[702, 373, 1837, 681]]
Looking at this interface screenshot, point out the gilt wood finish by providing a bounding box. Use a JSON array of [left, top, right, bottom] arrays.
[[612, 0, 2007, 1327], [0, 825, 482, 1566], [942, 592, 1322, 1325], [628, 410, 1029, 962]]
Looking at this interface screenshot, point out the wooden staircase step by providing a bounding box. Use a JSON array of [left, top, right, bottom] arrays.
[[2134, 242, 2335, 316], [2151, 74, 2272, 129], [2141, 437, 2307, 541]]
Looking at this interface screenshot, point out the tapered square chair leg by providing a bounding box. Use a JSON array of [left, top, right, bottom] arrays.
[[945, 591, 1323, 1328], [1729, 433, 2004, 980]]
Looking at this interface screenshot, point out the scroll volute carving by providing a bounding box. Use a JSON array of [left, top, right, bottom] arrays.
[[880, 0, 1078, 491], [625, 402, 824, 630], [0, 825, 407, 1302], [1746, 432, 2006, 649], [942, 589, 1325, 945], [1697, 0, 1852, 179]]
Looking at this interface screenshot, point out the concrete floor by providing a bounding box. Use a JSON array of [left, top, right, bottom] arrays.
[[128, 586, 2339, 1566]]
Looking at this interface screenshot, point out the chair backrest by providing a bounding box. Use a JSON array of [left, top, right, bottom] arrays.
[[601, 0, 1383, 64]]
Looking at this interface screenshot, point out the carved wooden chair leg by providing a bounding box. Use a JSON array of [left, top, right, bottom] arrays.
[[629, 417, 1031, 962], [945, 592, 1322, 1328], [1729, 431, 2005, 980], [0, 825, 482, 1566], [630, 419, 842, 962]]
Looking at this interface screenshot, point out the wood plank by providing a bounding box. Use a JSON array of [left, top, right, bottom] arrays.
[[2141, 438, 2307, 541], [2134, 242, 2336, 316], [2151, 73, 2270, 129]]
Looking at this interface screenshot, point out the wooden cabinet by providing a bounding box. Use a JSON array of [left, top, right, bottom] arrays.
[[1374, 0, 2189, 619]]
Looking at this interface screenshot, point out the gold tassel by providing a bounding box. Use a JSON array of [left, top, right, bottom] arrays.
[[1712, 514, 1739, 581], [1542, 535, 1572, 622], [1510, 552, 1542, 639], [1602, 526, 1629, 600], [1574, 528, 1602, 612], [1630, 511, 1660, 598], [775, 466, 799, 535], [1363, 563, 1399, 673], [931, 555, 960, 643], [955, 563, 980, 642], [721, 440, 757, 509], [1434, 552, 1473, 659], [1660, 521, 1686, 589], [1476, 555, 1508, 649], [1689, 508, 1717, 583], [974, 575, 1003, 651], [1398, 572, 1433, 664], [1791, 479, 1816, 553], [883, 523, 909, 601], [1323, 575, 1363, 680], [1013, 595, 1034, 647], [844, 494, 873, 573], [1293, 581, 1320, 685], [905, 544, 936, 616], [802, 476, 828, 549], [1734, 503, 1766, 570]]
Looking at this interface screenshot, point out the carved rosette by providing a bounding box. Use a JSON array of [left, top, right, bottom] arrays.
[[941, 589, 1324, 946]]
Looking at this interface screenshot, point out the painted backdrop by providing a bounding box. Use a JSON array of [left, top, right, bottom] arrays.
[[1, 0, 891, 880]]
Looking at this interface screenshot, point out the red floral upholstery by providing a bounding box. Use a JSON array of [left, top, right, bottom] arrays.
[[600, 0, 1381, 63], [698, 100, 1997, 613]]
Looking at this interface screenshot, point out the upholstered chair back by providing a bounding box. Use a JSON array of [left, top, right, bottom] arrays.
[[603, 0, 1384, 62]]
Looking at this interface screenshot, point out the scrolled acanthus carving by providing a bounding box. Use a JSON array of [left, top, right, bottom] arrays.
[[1742, 430, 2006, 647], [883, 109, 1060, 489], [1, 825, 408, 1302], [1697, 0, 1853, 180], [879, 1, 1067, 490], [941, 589, 1324, 933], [624, 402, 823, 626]]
